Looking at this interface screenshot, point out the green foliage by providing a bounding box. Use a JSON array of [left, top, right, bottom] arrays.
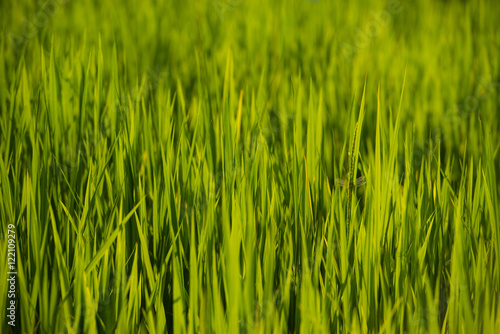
[[0, 0, 499, 333]]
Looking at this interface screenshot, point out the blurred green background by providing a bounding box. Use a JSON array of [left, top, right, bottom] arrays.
[[3, 0, 499, 164]]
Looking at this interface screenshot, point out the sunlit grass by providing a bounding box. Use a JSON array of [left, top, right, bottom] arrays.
[[0, 0, 499, 333]]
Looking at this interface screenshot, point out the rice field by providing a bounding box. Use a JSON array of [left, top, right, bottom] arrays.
[[1, 0, 499, 333]]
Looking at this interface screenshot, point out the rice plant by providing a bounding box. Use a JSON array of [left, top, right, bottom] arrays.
[[0, 0, 499, 333]]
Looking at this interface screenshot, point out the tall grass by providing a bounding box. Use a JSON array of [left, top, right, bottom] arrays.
[[1, 0, 499, 333]]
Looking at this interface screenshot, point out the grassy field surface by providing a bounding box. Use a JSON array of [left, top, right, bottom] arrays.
[[1, 0, 499, 332]]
